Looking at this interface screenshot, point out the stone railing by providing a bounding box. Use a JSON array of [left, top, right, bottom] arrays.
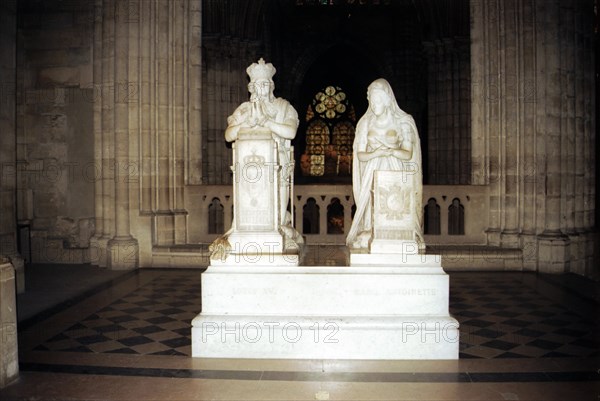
[[187, 184, 489, 245]]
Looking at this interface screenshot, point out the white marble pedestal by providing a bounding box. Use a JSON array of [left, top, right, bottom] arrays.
[[191, 253, 459, 360]]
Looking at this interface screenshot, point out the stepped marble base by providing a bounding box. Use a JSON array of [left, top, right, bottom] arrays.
[[193, 315, 458, 360], [191, 254, 459, 360]]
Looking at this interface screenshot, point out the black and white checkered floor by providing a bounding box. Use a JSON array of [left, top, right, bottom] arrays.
[[32, 273, 198, 356], [452, 274, 598, 358], [5, 264, 599, 401], [25, 270, 599, 359]]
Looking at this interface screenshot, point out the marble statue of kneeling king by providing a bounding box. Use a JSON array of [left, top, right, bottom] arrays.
[[209, 59, 303, 261]]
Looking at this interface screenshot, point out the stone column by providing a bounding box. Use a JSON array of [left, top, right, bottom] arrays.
[[90, 0, 106, 266], [580, 0, 595, 277], [560, 0, 580, 272], [518, 0, 538, 270], [342, 196, 353, 239], [471, 0, 547, 258], [107, 0, 139, 269], [581, 0, 596, 277], [0, 259, 18, 388], [0, 0, 24, 291], [536, 0, 571, 273], [471, 0, 596, 274], [138, 0, 153, 217], [154, 0, 174, 245], [136, 0, 197, 248], [318, 197, 328, 236], [498, 0, 520, 249], [94, 0, 117, 267], [471, 0, 502, 246], [470, 0, 488, 187], [93, 0, 201, 266], [92, 0, 138, 269], [188, 0, 203, 185]]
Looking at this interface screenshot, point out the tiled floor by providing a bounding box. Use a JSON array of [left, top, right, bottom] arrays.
[[1, 256, 599, 400], [31, 273, 199, 356]]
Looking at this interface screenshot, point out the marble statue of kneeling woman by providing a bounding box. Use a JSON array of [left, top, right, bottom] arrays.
[[346, 78, 424, 250]]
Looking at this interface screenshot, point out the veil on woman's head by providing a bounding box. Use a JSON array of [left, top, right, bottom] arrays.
[[366, 78, 408, 118]]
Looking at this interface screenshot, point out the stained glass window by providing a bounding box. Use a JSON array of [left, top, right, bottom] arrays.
[[301, 85, 356, 177]]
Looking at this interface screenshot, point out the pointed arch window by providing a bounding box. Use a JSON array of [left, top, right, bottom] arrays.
[[300, 85, 356, 178]]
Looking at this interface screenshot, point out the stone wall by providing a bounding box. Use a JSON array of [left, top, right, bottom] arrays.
[[15, 0, 203, 268], [16, 0, 95, 264]]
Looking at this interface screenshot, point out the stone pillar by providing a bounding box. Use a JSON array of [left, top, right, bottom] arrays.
[[92, 0, 138, 269], [471, 0, 502, 246], [154, 0, 173, 246], [519, 0, 538, 270], [536, 0, 571, 274], [188, 0, 203, 185], [0, 260, 18, 388], [107, 0, 139, 269], [560, 0, 580, 273], [583, 0, 596, 277], [571, 1, 598, 275], [470, 0, 596, 274], [498, 1, 520, 249], [94, 0, 117, 267], [92, 0, 201, 266], [90, 0, 106, 266], [138, 0, 153, 218], [470, 0, 487, 187], [135, 0, 197, 249], [0, 0, 24, 292], [318, 197, 328, 236]]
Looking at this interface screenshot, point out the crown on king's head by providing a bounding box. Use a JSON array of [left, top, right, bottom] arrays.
[[246, 58, 276, 82]]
